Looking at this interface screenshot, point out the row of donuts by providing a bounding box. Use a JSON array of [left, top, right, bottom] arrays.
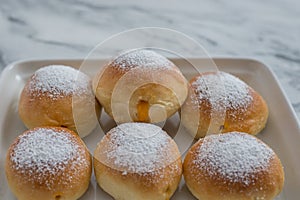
[[6, 124, 284, 200], [94, 123, 285, 200], [6, 49, 284, 200], [18, 49, 269, 138]]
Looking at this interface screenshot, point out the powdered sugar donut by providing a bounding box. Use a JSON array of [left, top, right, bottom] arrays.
[[183, 132, 284, 200], [92, 49, 188, 123], [5, 127, 92, 200], [181, 71, 269, 138], [93, 122, 182, 200], [18, 65, 100, 138]]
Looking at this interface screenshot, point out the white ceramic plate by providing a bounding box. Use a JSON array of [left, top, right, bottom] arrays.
[[0, 58, 299, 199]]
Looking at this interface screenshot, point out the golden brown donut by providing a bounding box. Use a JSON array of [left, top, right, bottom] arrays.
[[183, 132, 284, 200], [92, 49, 188, 123], [5, 127, 92, 200], [18, 65, 100, 138], [93, 122, 182, 200], [181, 71, 268, 138]]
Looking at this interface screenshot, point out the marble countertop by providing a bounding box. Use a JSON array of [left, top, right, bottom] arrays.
[[0, 0, 299, 121]]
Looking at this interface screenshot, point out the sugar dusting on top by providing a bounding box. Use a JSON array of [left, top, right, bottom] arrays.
[[28, 65, 91, 99], [102, 123, 179, 175], [10, 127, 89, 189], [192, 72, 253, 112], [193, 132, 274, 185], [111, 50, 174, 70]]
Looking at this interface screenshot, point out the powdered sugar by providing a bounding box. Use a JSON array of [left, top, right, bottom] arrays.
[[192, 72, 253, 112], [10, 127, 89, 189], [102, 123, 177, 174], [28, 65, 91, 99], [111, 49, 173, 70], [193, 132, 274, 185]]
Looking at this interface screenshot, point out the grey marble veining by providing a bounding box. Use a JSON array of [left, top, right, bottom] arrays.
[[0, 0, 299, 121]]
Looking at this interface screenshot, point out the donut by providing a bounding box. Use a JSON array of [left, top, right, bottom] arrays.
[[18, 65, 100, 138], [92, 49, 188, 123], [93, 123, 182, 200], [5, 127, 92, 200], [181, 71, 268, 138], [183, 132, 284, 200]]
